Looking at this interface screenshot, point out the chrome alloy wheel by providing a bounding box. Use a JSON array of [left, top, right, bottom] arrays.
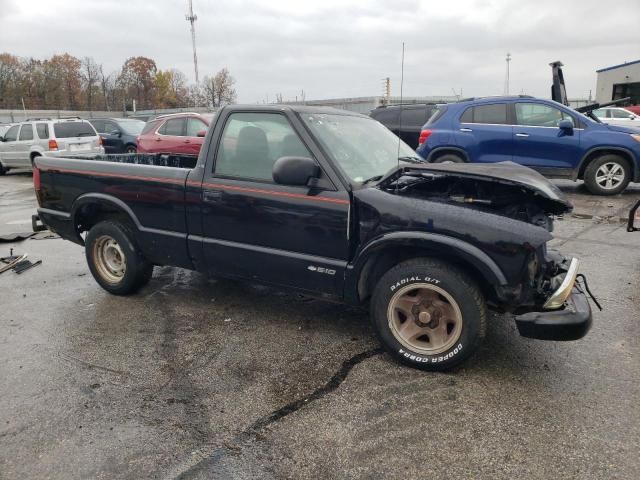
[[595, 162, 626, 191]]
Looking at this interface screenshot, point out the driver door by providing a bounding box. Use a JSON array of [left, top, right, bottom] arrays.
[[199, 111, 350, 297]]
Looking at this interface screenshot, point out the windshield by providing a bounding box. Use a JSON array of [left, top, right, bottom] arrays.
[[299, 113, 421, 183], [119, 120, 145, 135]]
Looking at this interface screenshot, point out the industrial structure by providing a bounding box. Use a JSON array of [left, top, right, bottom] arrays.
[[185, 0, 199, 84], [595, 59, 640, 105]]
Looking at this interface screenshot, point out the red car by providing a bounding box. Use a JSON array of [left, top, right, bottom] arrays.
[[625, 105, 640, 116], [136, 112, 214, 155]]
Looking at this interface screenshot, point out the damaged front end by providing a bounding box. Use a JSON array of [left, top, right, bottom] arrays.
[[377, 161, 572, 230], [376, 162, 594, 341]]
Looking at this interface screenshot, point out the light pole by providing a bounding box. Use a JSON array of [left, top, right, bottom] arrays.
[[504, 52, 511, 95], [186, 0, 199, 84]]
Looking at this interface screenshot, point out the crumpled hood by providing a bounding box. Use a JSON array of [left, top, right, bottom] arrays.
[[380, 161, 572, 214]]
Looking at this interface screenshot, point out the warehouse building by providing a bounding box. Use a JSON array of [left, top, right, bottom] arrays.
[[595, 59, 640, 105]]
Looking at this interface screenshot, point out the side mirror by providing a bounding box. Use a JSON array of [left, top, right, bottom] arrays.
[[558, 119, 574, 134], [0, 136, 4, 142], [273, 156, 320, 186], [629, 115, 635, 120], [197, 130, 207, 137]]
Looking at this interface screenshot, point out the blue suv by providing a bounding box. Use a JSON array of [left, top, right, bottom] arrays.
[[416, 96, 640, 195]]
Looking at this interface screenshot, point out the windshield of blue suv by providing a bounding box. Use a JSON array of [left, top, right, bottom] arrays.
[[300, 113, 421, 184]]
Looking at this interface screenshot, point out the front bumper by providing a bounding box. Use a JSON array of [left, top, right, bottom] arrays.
[[515, 285, 592, 341]]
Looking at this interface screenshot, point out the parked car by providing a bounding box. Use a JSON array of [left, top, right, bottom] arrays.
[[136, 112, 214, 155], [416, 95, 640, 195], [592, 107, 640, 128], [89, 118, 145, 154], [0, 118, 103, 175], [32, 104, 593, 371], [0, 123, 13, 138], [370, 103, 437, 149], [625, 105, 640, 116]]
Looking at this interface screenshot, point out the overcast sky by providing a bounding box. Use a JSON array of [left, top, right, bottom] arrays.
[[1, 0, 639, 103]]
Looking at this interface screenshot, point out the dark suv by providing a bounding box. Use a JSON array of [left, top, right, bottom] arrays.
[[89, 118, 146, 154], [370, 103, 437, 149]]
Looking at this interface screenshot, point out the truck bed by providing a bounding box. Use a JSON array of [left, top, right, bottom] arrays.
[[69, 152, 198, 169]]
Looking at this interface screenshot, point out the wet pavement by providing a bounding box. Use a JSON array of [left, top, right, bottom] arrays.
[[1, 170, 639, 479]]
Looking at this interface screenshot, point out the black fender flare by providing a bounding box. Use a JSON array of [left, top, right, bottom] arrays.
[[344, 231, 508, 304], [70, 193, 143, 242], [426, 146, 469, 163], [574, 146, 638, 181]]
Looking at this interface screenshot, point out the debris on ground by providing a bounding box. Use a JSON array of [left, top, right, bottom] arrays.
[[0, 232, 36, 243], [0, 249, 42, 275]]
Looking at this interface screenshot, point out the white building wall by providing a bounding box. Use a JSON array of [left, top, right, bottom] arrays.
[[596, 62, 640, 103]]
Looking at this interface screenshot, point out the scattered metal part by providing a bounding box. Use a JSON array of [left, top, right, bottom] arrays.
[[0, 254, 28, 274], [0, 232, 36, 243], [14, 260, 42, 274]]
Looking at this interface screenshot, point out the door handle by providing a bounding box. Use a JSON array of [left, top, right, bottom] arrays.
[[515, 133, 530, 137], [154, 137, 162, 142], [460, 128, 473, 132], [183, 140, 191, 144], [203, 189, 223, 203]]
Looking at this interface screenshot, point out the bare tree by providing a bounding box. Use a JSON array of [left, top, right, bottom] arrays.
[[202, 68, 237, 108], [81, 57, 100, 111]]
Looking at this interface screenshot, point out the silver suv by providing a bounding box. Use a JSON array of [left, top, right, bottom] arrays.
[[0, 118, 104, 175]]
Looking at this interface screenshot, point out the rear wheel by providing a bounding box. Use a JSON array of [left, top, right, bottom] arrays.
[[371, 258, 486, 371], [432, 152, 465, 164], [85, 221, 153, 295], [125, 145, 137, 154], [0, 162, 6, 176], [584, 154, 630, 195], [30, 153, 40, 168]]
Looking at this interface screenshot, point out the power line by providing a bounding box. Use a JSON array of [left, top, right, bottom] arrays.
[[186, 0, 199, 84]]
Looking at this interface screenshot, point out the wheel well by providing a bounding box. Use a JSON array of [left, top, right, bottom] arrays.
[[578, 149, 634, 180], [429, 149, 467, 162], [30, 151, 41, 160], [74, 202, 136, 236], [357, 246, 495, 305]]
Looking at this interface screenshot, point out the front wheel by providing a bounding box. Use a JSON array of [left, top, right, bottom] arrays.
[[432, 152, 465, 164], [85, 221, 153, 295], [371, 258, 486, 370], [584, 155, 631, 195]]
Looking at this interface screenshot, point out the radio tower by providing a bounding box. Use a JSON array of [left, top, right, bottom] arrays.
[[186, 0, 199, 84]]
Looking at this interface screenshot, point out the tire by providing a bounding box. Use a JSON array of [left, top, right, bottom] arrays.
[[432, 152, 465, 164], [125, 145, 137, 154], [371, 258, 486, 371], [85, 220, 153, 295], [0, 162, 6, 176], [584, 154, 631, 195]]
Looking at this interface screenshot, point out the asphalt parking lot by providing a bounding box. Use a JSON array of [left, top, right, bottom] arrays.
[[1, 170, 639, 480]]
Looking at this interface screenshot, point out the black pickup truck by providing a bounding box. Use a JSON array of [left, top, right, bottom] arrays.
[[33, 105, 593, 370]]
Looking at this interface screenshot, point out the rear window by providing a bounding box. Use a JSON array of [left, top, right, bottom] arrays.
[[425, 105, 448, 126], [36, 123, 49, 139], [400, 108, 430, 127], [460, 104, 508, 124], [53, 121, 96, 138], [141, 120, 160, 135]]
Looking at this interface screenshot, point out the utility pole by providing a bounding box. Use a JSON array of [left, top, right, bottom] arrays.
[[186, 0, 199, 84], [504, 52, 511, 95]]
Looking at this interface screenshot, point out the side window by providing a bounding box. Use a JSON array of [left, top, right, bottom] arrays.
[[36, 123, 49, 139], [215, 112, 312, 182], [186, 118, 207, 137], [91, 120, 105, 133], [400, 108, 428, 127], [4, 125, 19, 142], [460, 107, 473, 123], [104, 121, 118, 133], [593, 109, 607, 119], [19, 124, 34, 141], [470, 104, 508, 124], [515, 103, 567, 127], [372, 108, 400, 126], [159, 118, 185, 136], [612, 109, 631, 119]]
